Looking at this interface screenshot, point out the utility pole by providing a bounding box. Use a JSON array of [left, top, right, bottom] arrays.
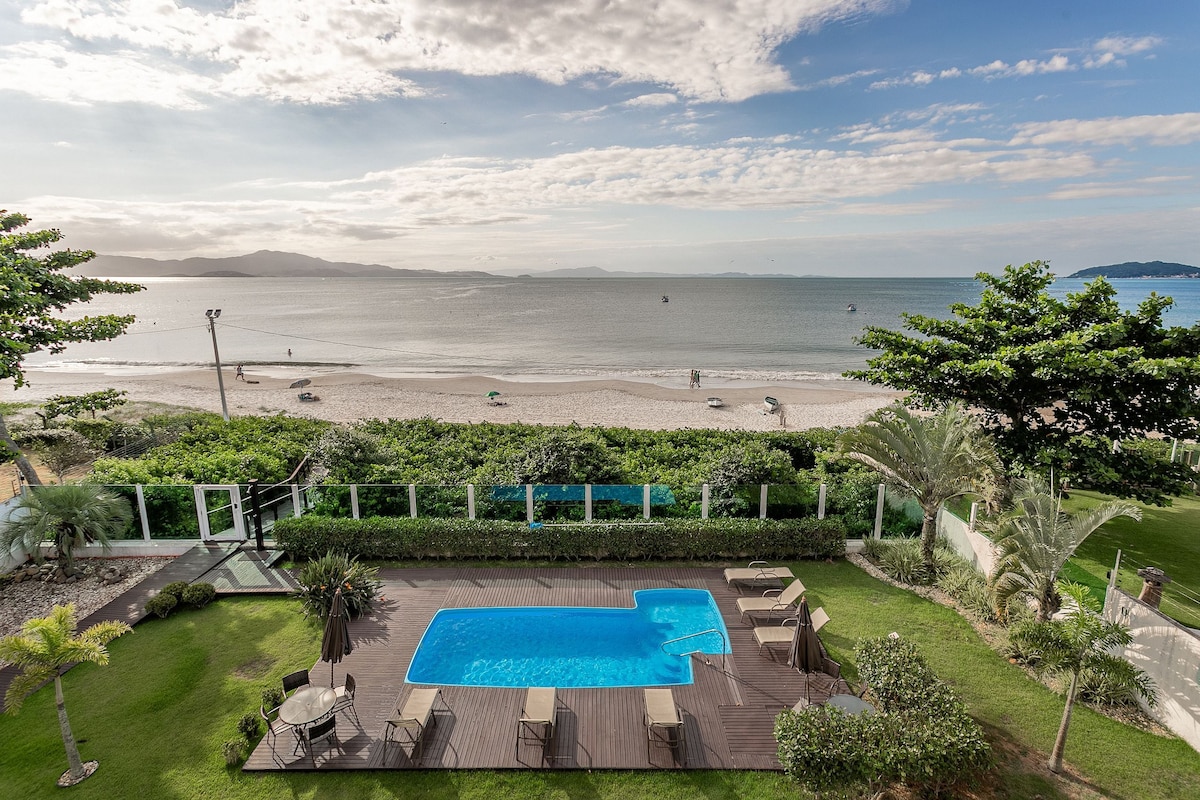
[[205, 309, 230, 421]]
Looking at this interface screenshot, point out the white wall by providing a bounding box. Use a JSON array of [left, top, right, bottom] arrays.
[[1, 494, 29, 573], [1105, 585, 1200, 753], [936, 506, 998, 575]]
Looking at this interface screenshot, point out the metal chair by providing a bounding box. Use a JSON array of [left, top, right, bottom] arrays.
[[296, 715, 339, 766], [515, 687, 559, 764], [331, 673, 359, 726], [282, 669, 310, 696], [384, 687, 443, 764], [643, 688, 686, 765], [259, 704, 293, 766]]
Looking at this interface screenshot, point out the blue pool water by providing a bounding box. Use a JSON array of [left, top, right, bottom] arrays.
[[405, 588, 730, 688]]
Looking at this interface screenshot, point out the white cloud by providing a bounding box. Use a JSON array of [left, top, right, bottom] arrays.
[[622, 93, 678, 108], [1011, 113, 1200, 147], [15, 0, 900, 105], [1093, 35, 1163, 56]]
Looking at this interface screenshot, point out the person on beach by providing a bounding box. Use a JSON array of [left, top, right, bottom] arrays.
[[695, 369, 701, 388], [235, 364, 245, 381], [287, 348, 292, 357]]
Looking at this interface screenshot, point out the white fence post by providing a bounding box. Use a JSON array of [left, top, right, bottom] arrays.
[[817, 483, 826, 520], [759, 484, 768, 520], [643, 484, 651, 520], [135, 484, 151, 541], [350, 484, 360, 520], [291, 484, 302, 518], [408, 484, 417, 519], [585, 484, 593, 522], [968, 501, 978, 531], [1111, 549, 1122, 589], [701, 483, 710, 519], [525, 484, 534, 523], [467, 484, 476, 520], [873, 483, 885, 540]]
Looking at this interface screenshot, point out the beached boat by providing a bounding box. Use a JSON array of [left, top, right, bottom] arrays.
[[763, 396, 780, 413], [846, 303, 857, 312], [662, 295, 670, 303], [707, 397, 724, 408]]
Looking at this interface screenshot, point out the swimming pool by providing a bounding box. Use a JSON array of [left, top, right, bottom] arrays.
[[405, 588, 730, 688]]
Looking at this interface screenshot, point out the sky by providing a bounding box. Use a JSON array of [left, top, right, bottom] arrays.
[[3, 0, 1199, 276]]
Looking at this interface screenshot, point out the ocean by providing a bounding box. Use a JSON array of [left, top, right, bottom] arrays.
[[25, 276, 1200, 385]]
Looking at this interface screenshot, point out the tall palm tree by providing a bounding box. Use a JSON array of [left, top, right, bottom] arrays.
[[988, 479, 1140, 622], [0, 484, 133, 574], [839, 403, 1002, 575], [1014, 582, 1155, 773], [0, 604, 132, 786]]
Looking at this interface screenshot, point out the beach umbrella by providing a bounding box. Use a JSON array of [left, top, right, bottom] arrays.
[[486, 390, 501, 398], [289, 378, 312, 389], [320, 587, 353, 687], [787, 596, 825, 679]]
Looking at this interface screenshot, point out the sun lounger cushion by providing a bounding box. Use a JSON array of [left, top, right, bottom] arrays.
[[389, 687, 439, 738], [521, 687, 556, 725], [644, 688, 682, 728], [735, 579, 806, 621], [724, 562, 795, 588]]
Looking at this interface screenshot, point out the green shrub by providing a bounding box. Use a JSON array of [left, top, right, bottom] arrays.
[[877, 538, 929, 584], [181, 582, 217, 608], [144, 592, 178, 619], [1077, 660, 1159, 708], [858, 535, 887, 560], [957, 578, 1000, 623], [776, 636, 992, 797], [160, 581, 190, 601], [261, 686, 284, 711], [295, 551, 382, 619], [276, 514, 851, 562], [222, 739, 245, 767], [236, 713, 260, 740]]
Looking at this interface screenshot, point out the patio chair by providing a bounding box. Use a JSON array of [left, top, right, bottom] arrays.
[[735, 579, 806, 623], [643, 688, 686, 764], [296, 715, 339, 766], [723, 560, 795, 592], [259, 704, 293, 766], [282, 669, 310, 696], [331, 673, 359, 726], [752, 616, 799, 655], [384, 687, 443, 764], [515, 687, 559, 764]]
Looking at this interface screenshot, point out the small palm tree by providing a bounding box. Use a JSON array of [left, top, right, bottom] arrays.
[[839, 403, 1002, 576], [988, 479, 1140, 622], [1014, 582, 1155, 773], [0, 484, 133, 574], [0, 604, 132, 786]]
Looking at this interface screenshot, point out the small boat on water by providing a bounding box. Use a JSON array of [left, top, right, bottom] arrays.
[[763, 396, 780, 413], [662, 295, 670, 303], [707, 397, 724, 408], [847, 303, 857, 312]]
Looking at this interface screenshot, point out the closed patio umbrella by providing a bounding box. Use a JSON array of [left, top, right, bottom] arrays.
[[787, 596, 825, 678], [320, 587, 353, 687]]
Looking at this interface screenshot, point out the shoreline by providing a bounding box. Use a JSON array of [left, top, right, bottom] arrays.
[[4, 369, 904, 431]]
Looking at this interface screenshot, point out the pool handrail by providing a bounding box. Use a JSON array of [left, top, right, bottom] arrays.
[[660, 628, 728, 673]]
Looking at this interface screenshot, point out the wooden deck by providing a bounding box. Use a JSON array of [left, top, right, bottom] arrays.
[[245, 567, 839, 772]]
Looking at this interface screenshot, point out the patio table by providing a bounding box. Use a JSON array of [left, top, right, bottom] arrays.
[[826, 694, 876, 716], [279, 686, 337, 727]]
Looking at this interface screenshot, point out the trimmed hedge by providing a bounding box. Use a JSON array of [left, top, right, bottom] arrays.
[[775, 636, 991, 797], [274, 514, 849, 562]]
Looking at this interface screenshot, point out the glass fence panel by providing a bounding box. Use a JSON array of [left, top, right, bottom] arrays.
[[883, 485, 923, 537], [767, 483, 817, 519], [414, 485, 467, 518], [475, 485, 534, 522], [704, 483, 761, 518], [354, 485, 413, 518], [85, 485, 144, 540], [142, 485, 201, 539]]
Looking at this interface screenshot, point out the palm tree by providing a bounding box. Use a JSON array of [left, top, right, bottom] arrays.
[[0, 604, 132, 786], [0, 484, 133, 574], [988, 479, 1140, 622], [839, 403, 1002, 575], [1014, 582, 1155, 773]]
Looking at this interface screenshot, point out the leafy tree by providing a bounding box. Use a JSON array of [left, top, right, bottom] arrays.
[[23, 428, 96, 483], [1009, 581, 1155, 773], [0, 484, 133, 574], [839, 403, 1002, 575], [988, 478, 1140, 621], [0, 604, 132, 786], [36, 389, 128, 427], [847, 261, 1200, 503], [0, 212, 143, 485]]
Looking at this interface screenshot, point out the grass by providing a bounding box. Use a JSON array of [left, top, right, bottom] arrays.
[[1065, 490, 1200, 629], [2, 566, 1198, 800]]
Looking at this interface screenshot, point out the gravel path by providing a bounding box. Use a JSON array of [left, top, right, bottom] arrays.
[[0, 557, 173, 641]]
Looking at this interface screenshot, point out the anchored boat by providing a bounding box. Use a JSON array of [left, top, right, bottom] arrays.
[[707, 397, 724, 408], [763, 396, 780, 413]]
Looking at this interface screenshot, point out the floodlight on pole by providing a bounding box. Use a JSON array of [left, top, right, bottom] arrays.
[[205, 309, 230, 421]]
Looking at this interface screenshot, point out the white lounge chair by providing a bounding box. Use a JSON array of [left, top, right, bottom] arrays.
[[384, 687, 443, 763], [735, 579, 806, 623], [644, 688, 685, 763], [515, 687, 559, 763], [723, 561, 795, 592], [752, 606, 829, 654]]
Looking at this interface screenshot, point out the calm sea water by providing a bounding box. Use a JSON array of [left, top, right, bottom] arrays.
[[26, 276, 1200, 385]]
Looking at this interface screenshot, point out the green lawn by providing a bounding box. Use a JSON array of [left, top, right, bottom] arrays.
[[1066, 490, 1200, 629], [2, 565, 1198, 800]]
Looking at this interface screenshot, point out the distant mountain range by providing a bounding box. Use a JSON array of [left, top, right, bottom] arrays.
[[1068, 261, 1200, 279], [77, 250, 495, 279]]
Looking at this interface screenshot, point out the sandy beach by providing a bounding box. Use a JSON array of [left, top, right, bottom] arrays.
[[6, 369, 903, 432]]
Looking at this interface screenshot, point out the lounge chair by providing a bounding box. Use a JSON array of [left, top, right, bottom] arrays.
[[753, 606, 830, 654], [331, 673, 359, 726], [723, 561, 795, 592], [735, 579, 806, 623], [384, 687, 443, 764], [515, 687, 559, 764], [643, 688, 686, 764]]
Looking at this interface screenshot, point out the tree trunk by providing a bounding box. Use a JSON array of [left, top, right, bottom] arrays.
[[920, 509, 938, 575], [1048, 669, 1079, 773], [55, 674, 86, 781], [0, 411, 42, 486]]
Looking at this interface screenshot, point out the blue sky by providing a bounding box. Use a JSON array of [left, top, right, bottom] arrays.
[[2, 0, 1198, 276]]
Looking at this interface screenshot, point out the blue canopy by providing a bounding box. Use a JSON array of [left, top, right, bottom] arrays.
[[490, 484, 676, 506]]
